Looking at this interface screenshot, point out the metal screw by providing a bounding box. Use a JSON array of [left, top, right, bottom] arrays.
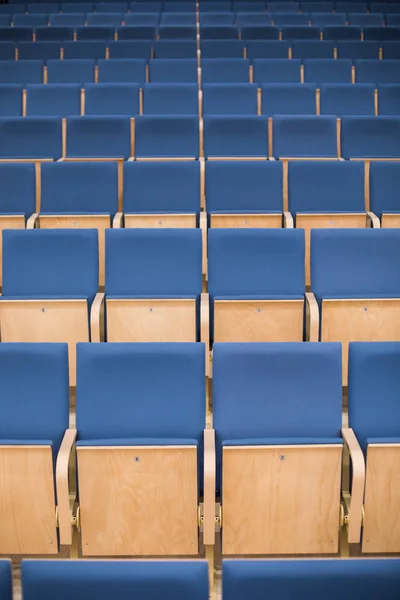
[[279, 455, 286, 461], [134, 456, 140, 462], [41, 308, 46, 313]]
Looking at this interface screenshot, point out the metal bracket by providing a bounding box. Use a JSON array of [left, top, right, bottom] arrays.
[[198, 503, 221, 532]]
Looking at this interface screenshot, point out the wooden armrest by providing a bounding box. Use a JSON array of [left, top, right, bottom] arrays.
[[283, 211, 294, 228], [56, 428, 77, 546], [127, 157, 135, 162], [268, 157, 276, 161], [26, 213, 39, 229], [113, 212, 123, 228], [201, 292, 210, 378], [342, 427, 365, 544], [200, 212, 207, 279], [203, 428, 216, 546], [90, 292, 105, 343], [305, 292, 319, 342], [57, 158, 65, 163], [366, 211, 380, 229]]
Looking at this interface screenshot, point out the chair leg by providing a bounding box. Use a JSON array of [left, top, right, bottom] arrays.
[[205, 544, 215, 588]]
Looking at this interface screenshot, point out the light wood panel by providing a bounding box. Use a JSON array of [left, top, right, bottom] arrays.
[[381, 214, 400, 228], [214, 299, 304, 342], [362, 444, 400, 554], [210, 214, 282, 229], [124, 214, 196, 228], [222, 444, 342, 555], [38, 214, 110, 287], [321, 298, 400, 385], [106, 298, 196, 342], [77, 446, 198, 556], [296, 213, 367, 286], [0, 445, 57, 555], [0, 299, 89, 385], [0, 215, 25, 287]]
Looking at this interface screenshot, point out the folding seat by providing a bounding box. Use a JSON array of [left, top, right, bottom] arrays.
[[271, 13, 309, 25], [236, 13, 272, 26], [0, 3, 24, 12], [355, 59, 400, 84], [200, 13, 236, 26], [321, 82, 375, 116], [378, 84, 400, 117], [124, 13, 160, 26], [161, 13, 197, 25], [0, 562, 10, 600], [322, 25, 361, 40], [17, 41, 62, 60], [291, 40, 335, 58], [0, 84, 23, 117], [149, 58, 198, 82], [122, 161, 200, 229], [289, 160, 370, 284], [0, 42, 16, 60], [46, 59, 95, 83], [26, 3, 60, 13], [335, 1, 368, 12], [33, 162, 118, 286], [233, 1, 266, 11], [302, 1, 334, 12], [204, 116, 269, 159], [382, 41, 400, 58], [22, 560, 209, 599], [245, 40, 290, 58], [142, 83, 199, 115], [341, 116, 400, 159], [206, 160, 284, 228], [153, 40, 197, 58], [13, 14, 49, 27], [272, 115, 338, 159], [239, 25, 279, 40], [158, 25, 197, 39], [309, 229, 400, 383], [163, 2, 196, 12], [61, 2, 94, 12], [117, 26, 158, 41], [281, 25, 321, 40], [208, 229, 305, 344], [25, 83, 81, 117], [97, 58, 146, 83], [0, 343, 70, 556], [62, 40, 107, 58], [130, 2, 163, 12], [252, 58, 301, 83], [261, 83, 316, 116], [223, 559, 400, 598], [87, 13, 124, 26], [369, 162, 400, 226], [348, 12, 384, 26], [364, 26, 400, 41], [0, 116, 62, 161], [311, 13, 346, 25], [201, 25, 239, 39], [65, 116, 132, 160], [1, 228, 100, 386], [108, 40, 152, 58], [386, 15, 400, 26], [134, 115, 199, 159], [75, 26, 115, 40], [96, 2, 129, 12], [267, 2, 300, 12], [49, 13, 86, 26], [303, 58, 353, 83], [35, 26, 74, 41], [0, 27, 34, 42], [199, 1, 232, 11], [84, 82, 140, 116], [336, 40, 380, 59], [370, 2, 400, 13], [202, 83, 257, 115], [201, 58, 250, 83], [201, 40, 245, 58]]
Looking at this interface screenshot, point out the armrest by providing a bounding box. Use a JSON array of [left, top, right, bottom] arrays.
[[113, 212, 123, 228], [90, 292, 105, 343], [342, 427, 365, 544], [283, 211, 294, 228], [26, 213, 39, 229], [366, 211, 380, 229], [57, 158, 65, 163], [305, 292, 319, 342], [203, 427, 216, 546], [127, 157, 135, 162], [200, 211, 207, 279], [56, 428, 77, 546], [201, 292, 210, 378]]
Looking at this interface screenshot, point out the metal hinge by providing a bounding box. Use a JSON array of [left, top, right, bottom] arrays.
[[198, 503, 221, 531]]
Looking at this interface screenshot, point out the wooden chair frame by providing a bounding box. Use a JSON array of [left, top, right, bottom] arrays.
[[0, 215, 26, 287]]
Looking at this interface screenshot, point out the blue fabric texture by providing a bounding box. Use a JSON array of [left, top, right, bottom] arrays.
[[378, 84, 400, 116], [25, 84, 81, 118], [201, 58, 251, 83], [369, 161, 400, 216], [383, 41, 400, 59], [204, 116, 269, 158], [153, 40, 197, 58], [36, 27, 74, 42], [336, 41, 380, 59], [75, 26, 115, 41], [49, 14, 86, 27], [87, 14, 124, 26], [135, 115, 199, 158], [0, 42, 15, 61], [364, 26, 400, 41], [273, 115, 337, 158], [240, 26, 279, 40], [341, 116, 400, 159], [18, 42, 62, 61], [203, 83, 257, 115], [246, 41, 290, 59], [66, 116, 131, 159], [107, 41, 152, 59], [272, 13, 309, 26], [97, 57, 147, 82], [13, 14, 49, 27], [0, 59, 43, 84], [0, 561, 11, 600], [47, 59, 95, 84], [320, 83, 375, 116], [143, 83, 199, 115], [291, 40, 335, 59], [124, 14, 159, 26], [348, 13, 383, 26], [0, 27, 34, 42], [281, 25, 321, 40], [304, 59, 352, 85], [0, 162, 35, 215], [355, 59, 400, 84], [201, 40, 245, 59], [261, 83, 316, 116], [0, 116, 62, 159], [303, 2, 334, 12], [323, 25, 362, 40], [62, 41, 107, 59], [84, 83, 140, 116], [149, 58, 198, 83], [0, 84, 22, 117], [158, 25, 197, 39], [253, 58, 301, 83], [312, 13, 346, 25], [117, 25, 157, 40]]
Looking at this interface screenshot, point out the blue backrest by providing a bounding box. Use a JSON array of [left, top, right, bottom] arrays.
[[0, 163, 36, 216], [49, 13, 86, 26], [311, 13, 346, 25], [261, 83, 316, 115], [201, 58, 250, 83], [201, 40, 245, 58], [200, 2, 232, 11], [97, 2, 128, 11], [157, 24, 197, 38], [153, 39, 197, 58], [236, 13, 272, 26], [0, 84, 23, 117], [123, 160, 200, 214], [134, 115, 199, 158], [75, 25, 115, 40], [41, 162, 118, 214], [164, 2, 196, 11], [47, 59, 95, 83], [203, 83, 257, 115], [0, 60, 43, 84], [0, 116, 62, 159], [355, 60, 400, 84], [208, 228, 305, 297], [162, 13, 197, 25], [234, 1, 265, 11], [267, 2, 300, 11], [22, 560, 209, 600], [26, 3, 59, 13], [245, 40, 290, 59], [239, 25, 279, 40], [273, 115, 338, 159], [149, 58, 198, 82], [107, 40, 152, 58], [336, 2, 368, 12], [382, 41, 400, 59], [291, 40, 335, 58], [364, 26, 400, 41], [303, 58, 352, 84], [0, 3, 24, 11], [66, 116, 132, 159], [323, 25, 361, 40], [348, 342, 400, 453], [0, 561, 11, 600], [0, 344, 69, 454], [288, 160, 365, 213], [142, 83, 199, 114], [35, 26, 74, 41], [130, 2, 163, 11], [253, 58, 301, 83], [272, 13, 309, 25], [336, 40, 380, 59], [26, 83, 81, 117], [200, 13, 235, 26], [84, 82, 140, 115], [320, 83, 375, 115], [105, 228, 202, 296], [369, 161, 400, 216], [310, 229, 400, 302], [223, 558, 400, 600], [281, 25, 320, 39], [124, 13, 159, 25], [0, 42, 16, 61], [204, 116, 269, 158], [341, 116, 400, 159], [371, 1, 400, 11], [61, 2, 93, 12], [206, 160, 283, 213], [62, 41, 107, 59], [97, 57, 147, 82], [348, 12, 383, 26], [200, 24, 239, 39], [302, 1, 334, 12], [18, 41, 62, 60], [386, 15, 400, 26], [0, 27, 33, 42], [2, 229, 99, 302], [13, 14, 49, 26], [87, 13, 124, 25], [117, 25, 157, 39]]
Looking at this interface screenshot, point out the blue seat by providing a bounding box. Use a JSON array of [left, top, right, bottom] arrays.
[[323, 25, 362, 40], [135, 115, 199, 159], [336, 40, 380, 59], [158, 24, 197, 39], [204, 116, 269, 158], [26, 83, 81, 117], [49, 13, 86, 26], [302, 1, 334, 12], [161, 13, 197, 25], [0, 42, 16, 60], [97, 58, 146, 82], [22, 560, 209, 600], [0, 3, 24, 12], [201, 25, 239, 39], [281, 25, 321, 40], [233, 1, 266, 11], [273, 115, 338, 159], [201, 40, 245, 58], [335, 2, 368, 12], [253, 58, 301, 83], [35, 26, 74, 41], [201, 58, 250, 83], [271, 13, 309, 26], [163, 2, 197, 11], [200, 1, 232, 11], [47, 59, 95, 84], [245, 40, 290, 59], [149, 58, 198, 82], [311, 13, 346, 26], [364, 26, 400, 41], [66, 116, 132, 159], [96, 2, 129, 12], [130, 1, 163, 12], [153, 40, 197, 58], [142, 83, 198, 115], [382, 41, 400, 59], [124, 13, 160, 26], [369, 161, 400, 219], [200, 13, 235, 25], [386, 15, 400, 26], [17, 41, 62, 60], [267, 2, 300, 11], [0, 84, 23, 117], [117, 25, 158, 39], [26, 3, 60, 13], [304, 58, 353, 84], [236, 13, 272, 26], [355, 59, 400, 84], [341, 116, 400, 159], [61, 2, 93, 12], [223, 558, 400, 599], [0, 27, 33, 42], [291, 40, 335, 58], [84, 82, 140, 116], [239, 25, 279, 40], [203, 83, 257, 115], [75, 26, 115, 40], [320, 83, 375, 115], [348, 12, 384, 26], [261, 83, 316, 115], [370, 2, 400, 13], [0, 561, 10, 600], [62, 41, 107, 59], [0, 162, 36, 217], [87, 13, 124, 26], [0, 116, 62, 160], [13, 14, 49, 27], [378, 84, 400, 116], [108, 40, 152, 58]]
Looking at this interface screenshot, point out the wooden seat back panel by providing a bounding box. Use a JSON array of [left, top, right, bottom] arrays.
[[381, 214, 400, 228], [124, 214, 196, 228], [0, 215, 26, 287], [210, 214, 282, 229]]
